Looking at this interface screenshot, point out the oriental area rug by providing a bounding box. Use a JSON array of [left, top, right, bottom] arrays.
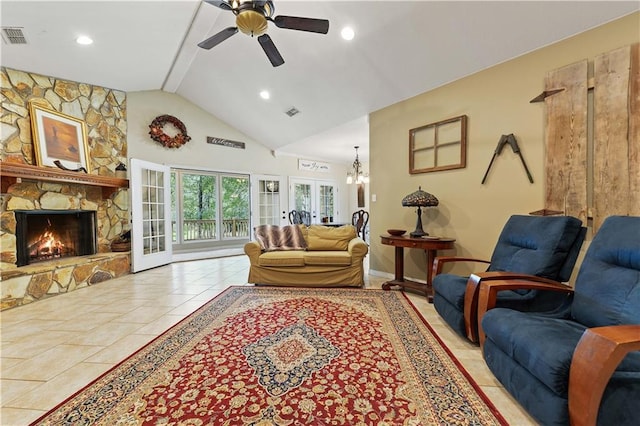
[[32, 287, 507, 425]]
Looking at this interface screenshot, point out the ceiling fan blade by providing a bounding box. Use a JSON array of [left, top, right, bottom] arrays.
[[198, 27, 238, 49], [203, 0, 233, 11], [272, 15, 329, 34], [257, 34, 284, 67]]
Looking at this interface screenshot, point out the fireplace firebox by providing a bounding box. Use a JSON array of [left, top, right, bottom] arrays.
[[15, 210, 97, 267]]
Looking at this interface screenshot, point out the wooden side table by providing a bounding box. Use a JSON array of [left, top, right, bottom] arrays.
[[380, 234, 455, 302]]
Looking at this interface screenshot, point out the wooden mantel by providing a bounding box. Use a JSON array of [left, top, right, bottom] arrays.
[[0, 162, 129, 198]]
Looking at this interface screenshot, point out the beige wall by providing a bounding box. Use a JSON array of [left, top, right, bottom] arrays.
[[127, 90, 353, 222], [369, 12, 640, 281]]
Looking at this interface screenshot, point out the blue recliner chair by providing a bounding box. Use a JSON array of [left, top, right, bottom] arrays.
[[432, 214, 586, 342], [480, 215, 640, 425]]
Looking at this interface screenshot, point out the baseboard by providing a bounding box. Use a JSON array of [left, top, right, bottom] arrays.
[[368, 269, 426, 284], [172, 248, 244, 262]]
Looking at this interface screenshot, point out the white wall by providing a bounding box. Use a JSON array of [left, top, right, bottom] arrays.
[[126, 90, 354, 223]]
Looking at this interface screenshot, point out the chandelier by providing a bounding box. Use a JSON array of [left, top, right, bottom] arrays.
[[346, 146, 369, 185]]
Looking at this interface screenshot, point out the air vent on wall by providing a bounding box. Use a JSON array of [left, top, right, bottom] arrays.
[[2, 27, 27, 44], [285, 107, 300, 117]]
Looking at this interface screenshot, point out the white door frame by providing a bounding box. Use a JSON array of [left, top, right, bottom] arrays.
[[289, 177, 338, 224], [251, 174, 288, 228], [130, 158, 172, 272]]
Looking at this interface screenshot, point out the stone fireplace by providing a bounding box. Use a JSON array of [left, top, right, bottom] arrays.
[[0, 171, 131, 310], [1, 67, 131, 310]]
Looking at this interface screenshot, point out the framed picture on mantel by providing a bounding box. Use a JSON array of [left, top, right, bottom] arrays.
[[29, 102, 91, 173]]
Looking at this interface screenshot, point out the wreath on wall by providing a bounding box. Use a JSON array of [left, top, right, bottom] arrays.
[[148, 114, 191, 148]]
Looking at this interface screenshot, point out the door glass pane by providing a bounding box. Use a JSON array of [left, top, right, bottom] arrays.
[[294, 183, 312, 211], [170, 173, 177, 242], [258, 179, 280, 225], [140, 169, 166, 255], [182, 173, 217, 241], [222, 175, 250, 238], [319, 184, 334, 221]]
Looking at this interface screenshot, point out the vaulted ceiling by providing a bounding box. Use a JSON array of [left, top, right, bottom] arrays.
[[2, 1, 638, 164]]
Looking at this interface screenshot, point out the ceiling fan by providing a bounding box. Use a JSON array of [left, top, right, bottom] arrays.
[[198, 0, 330, 67]]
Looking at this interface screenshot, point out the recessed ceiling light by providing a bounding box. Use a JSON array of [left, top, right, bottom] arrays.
[[341, 27, 355, 41], [76, 35, 93, 45], [259, 90, 270, 100]]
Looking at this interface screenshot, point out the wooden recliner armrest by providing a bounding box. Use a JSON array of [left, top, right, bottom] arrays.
[[463, 272, 565, 342], [476, 278, 573, 347], [432, 256, 490, 276], [569, 325, 640, 426]]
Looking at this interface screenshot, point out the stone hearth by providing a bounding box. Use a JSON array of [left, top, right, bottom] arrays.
[[0, 253, 130, 310]]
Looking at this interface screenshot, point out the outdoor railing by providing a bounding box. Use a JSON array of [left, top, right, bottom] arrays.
[[173, 219, 250, 241]]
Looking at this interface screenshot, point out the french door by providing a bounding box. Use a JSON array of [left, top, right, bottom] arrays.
[[289, 178, 338, 224], [130, 159, 172, 272], [251, 175, 288, 227]]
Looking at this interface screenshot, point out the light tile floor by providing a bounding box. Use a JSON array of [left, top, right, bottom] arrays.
[[0, 256, 536, 425]]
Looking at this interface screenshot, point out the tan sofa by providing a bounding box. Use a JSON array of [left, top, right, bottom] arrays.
[[244, 224, 368, 287]]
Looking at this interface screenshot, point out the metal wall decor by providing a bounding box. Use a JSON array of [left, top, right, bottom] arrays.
[[409, 115, 467, 174], [207, 136, 246, 149], [481, 134, 534, 184]]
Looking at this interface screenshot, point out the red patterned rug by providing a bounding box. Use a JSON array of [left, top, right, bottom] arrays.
[[32, 287, 506, 425]]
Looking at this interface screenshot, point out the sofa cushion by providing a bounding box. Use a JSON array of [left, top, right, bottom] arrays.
[[254, 225, 307, 252], [258, 251, 305, 267], [307, 225, 356, 251], [303, 251, 352, 266]]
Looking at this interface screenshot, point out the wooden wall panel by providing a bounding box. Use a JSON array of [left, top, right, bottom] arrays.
[[544, 61, 588, 223], [630, 44, 640, 219], [593, 44, 640, 231]]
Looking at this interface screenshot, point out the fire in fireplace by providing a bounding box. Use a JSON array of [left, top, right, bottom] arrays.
[[15, 210, 97, 267]]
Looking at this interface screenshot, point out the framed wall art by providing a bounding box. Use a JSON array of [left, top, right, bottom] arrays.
[[29, 102, 91, 172], [409, 115, 467, 174]]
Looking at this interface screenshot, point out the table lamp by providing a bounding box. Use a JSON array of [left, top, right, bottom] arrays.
[[402, 186, 439, 237]]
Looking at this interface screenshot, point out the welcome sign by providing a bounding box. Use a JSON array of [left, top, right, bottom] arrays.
[[207, 137, 245, 149]]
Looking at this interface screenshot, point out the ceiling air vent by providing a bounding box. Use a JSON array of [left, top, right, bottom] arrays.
[[285, 107, 300, 117], [2, 27, 27, 44]]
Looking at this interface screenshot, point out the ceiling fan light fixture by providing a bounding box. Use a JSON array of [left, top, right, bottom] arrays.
[[236, 10, 269, 36], [198, 0, 328, 67]]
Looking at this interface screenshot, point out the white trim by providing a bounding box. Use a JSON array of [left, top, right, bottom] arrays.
[[368, 269, 427, 284], [172, 248, 244, 262]]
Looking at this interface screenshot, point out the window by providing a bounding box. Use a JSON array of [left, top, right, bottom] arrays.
[[171, 169, 250, 250], [221, 175, 250, 238]]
